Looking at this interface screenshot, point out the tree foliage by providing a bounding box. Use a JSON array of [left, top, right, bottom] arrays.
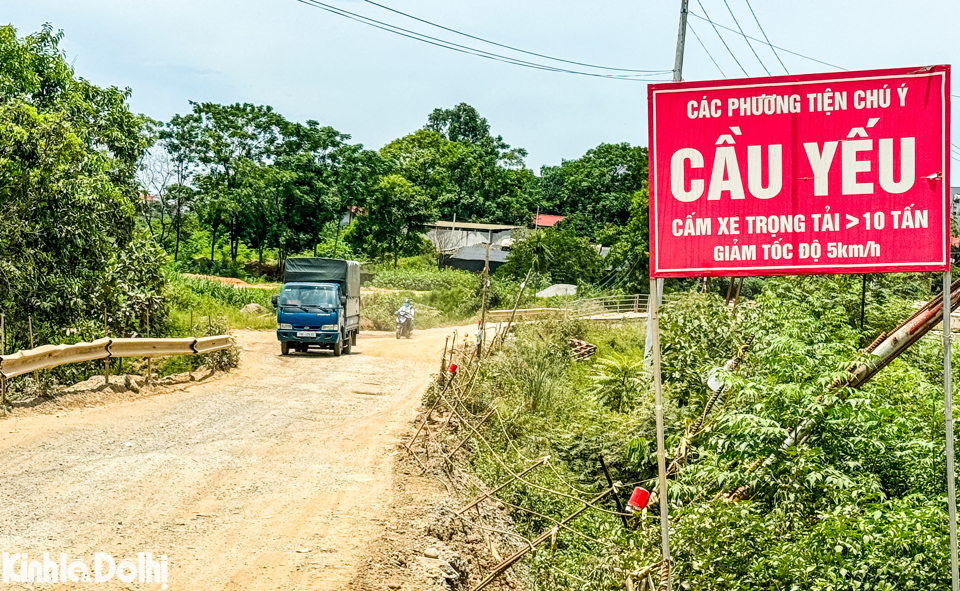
[[0, 24, 156, 347], [540, 142, 648, 239], [498, 227, 605, 285]]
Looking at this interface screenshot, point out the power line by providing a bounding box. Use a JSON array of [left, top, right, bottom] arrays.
[[357, 0, 670, 74], [292, 0, 672, 81], [721, 0, 769, 75], [695, 0, 749, 76], [689, 11, 845, 71], [743, 0, 787, 73], [689, 21, 726, 78]]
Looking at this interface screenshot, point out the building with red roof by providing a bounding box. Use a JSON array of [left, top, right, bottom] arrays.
[[534, 214, 565, 228]]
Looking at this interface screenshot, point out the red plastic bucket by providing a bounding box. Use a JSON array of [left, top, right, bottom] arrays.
[[627, 487, 650, 510]]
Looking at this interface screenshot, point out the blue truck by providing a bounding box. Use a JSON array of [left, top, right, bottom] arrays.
[[271, 257, 361, 356]]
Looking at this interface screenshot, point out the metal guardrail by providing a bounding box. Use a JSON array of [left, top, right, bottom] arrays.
[[108, 338, 197, 358], [0, 336, 233, 378], [194, 335, 233, 355]]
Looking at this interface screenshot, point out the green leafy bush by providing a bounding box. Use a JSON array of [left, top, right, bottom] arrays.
[[588, 353, 646, 412]]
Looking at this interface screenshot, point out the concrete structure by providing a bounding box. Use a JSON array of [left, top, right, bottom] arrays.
[[425, 220, 518, 253], [440, 245, 509, 273]]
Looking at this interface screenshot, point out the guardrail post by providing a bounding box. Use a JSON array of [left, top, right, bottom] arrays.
[[28, 315, 38, 385], [145, 309, 152, 385], [1, 313, 5, 407], [103, 308, 110, 385]]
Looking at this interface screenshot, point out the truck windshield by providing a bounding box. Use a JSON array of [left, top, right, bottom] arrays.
[[279, 285, 337, 308]]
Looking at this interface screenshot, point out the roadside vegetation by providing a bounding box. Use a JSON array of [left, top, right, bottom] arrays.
[[453, 273, 954, 590]]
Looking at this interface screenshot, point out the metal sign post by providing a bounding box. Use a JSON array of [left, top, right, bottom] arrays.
[[945, 269, 959, 591], [649, 278, 671, 588]]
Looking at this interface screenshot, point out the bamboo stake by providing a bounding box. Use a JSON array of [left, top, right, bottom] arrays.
[[441, 408, 495, 464], [472, 488, 614, 591], [456, 458, 548, 516]]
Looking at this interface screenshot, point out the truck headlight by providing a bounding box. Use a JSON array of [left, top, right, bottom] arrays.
[[321, 324, 338, 331], [278, 323, 292, 330]]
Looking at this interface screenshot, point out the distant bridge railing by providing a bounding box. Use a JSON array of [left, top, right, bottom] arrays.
[[487, 294, 671, 322], [568, 294, 651, 318]]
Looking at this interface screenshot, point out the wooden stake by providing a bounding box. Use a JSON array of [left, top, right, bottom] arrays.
[[441, 336, 449, 375], [472, 488, 614, 591], [478, 242, 490, 356]]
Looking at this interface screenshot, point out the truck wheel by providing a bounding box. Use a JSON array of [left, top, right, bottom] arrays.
[[351, 331, 357, 346], [281, 341, 289, 356], [333, 340, 343, 357], [344, 333, 353, 354]]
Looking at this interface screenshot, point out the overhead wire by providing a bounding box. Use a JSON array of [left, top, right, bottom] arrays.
[[743, 0, 788, 73], [695, 0, 749, 76], [357, 0, 670, 74], [721, 0, 769, 75], [292, 0, 672, 81], [688, 11, 845, 71], [688, 20, 726, 78]]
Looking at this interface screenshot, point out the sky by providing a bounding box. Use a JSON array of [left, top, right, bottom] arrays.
[[6, 0, 959, 175]]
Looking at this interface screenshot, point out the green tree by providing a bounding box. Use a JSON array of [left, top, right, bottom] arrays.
[[164, 102, 288, 262], [0, 24, 156, 346], [347, 174, 436, 267], [602, 189, 649, 292], [540, 142, 648, 239], [498, 227, 605, 285], [394, 103, 543, 225]]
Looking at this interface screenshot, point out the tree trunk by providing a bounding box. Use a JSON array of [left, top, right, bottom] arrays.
[[174, 204, 182, 262], [210, 225, 218, 262]]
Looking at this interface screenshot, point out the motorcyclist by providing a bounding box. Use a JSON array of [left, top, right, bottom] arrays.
[[396, 299, 415, 335]]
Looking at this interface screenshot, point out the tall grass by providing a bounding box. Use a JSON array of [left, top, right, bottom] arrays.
[[166, 272, 279, 332]]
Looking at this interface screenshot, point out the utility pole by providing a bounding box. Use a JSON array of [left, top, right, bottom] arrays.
[[673, 0, 690, 83]]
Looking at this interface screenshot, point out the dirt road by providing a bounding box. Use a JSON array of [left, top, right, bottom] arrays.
[[0, 327, 457, 590]]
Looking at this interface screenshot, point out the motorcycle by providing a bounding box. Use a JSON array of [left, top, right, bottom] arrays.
[[395, 309, 414, 339]]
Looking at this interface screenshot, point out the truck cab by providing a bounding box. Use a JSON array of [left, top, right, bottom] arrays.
[[272, 258, 361, 356]]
